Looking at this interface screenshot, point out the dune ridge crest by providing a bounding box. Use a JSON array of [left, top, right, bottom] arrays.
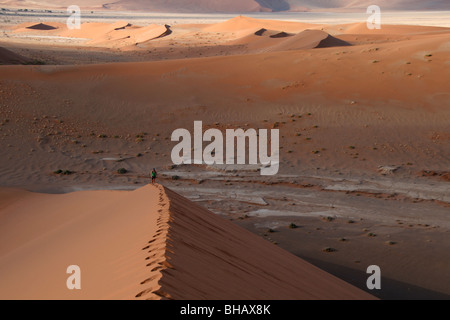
[[141, 186, 375, 300]]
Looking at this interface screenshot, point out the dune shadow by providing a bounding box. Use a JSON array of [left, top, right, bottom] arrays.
[[155, 24, 173, 40], [270, 31, 292, 38], [26, 23, 57, 31], [255, 28, 267, 36], [114, 23, 132, 31], [317, 35, 352, 48], [299, 256, 450, 300]]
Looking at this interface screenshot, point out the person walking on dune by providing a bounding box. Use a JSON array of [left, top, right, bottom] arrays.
[[151, 168, 157, 184]]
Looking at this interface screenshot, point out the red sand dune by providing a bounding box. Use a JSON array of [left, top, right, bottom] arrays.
[[60, 21, 170, 47], [60, 21, 131, 39], [231, 28, 350, 53], [203, 16, 316, 34], [0, 185, 375, 300], [11, 20, 172, 48]]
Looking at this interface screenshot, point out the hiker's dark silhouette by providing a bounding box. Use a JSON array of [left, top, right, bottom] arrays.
[[151, 168, 157, 184]]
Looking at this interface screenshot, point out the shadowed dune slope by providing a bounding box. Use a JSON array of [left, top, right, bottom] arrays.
[[0, 47, 30, 64], [230, 29, 350, 53], [154, 187, 375, 300]]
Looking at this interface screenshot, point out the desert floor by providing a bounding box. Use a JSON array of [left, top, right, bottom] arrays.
[[0, 11, 449, 299]]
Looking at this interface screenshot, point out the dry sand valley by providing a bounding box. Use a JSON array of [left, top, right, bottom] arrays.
[[0, 9, 449, 299]]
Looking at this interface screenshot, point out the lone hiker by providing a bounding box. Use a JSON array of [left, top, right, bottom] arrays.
[[151, 168, 157, 184]]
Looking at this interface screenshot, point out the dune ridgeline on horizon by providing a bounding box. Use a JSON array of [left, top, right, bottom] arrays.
[[1, 0, 450, 12]]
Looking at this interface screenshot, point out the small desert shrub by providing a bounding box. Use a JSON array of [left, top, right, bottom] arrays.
[[289, 223, 298, 229], [322, 247, 337, 253], [54, 169, 73, 175], [367, 232, 377, 237], [23, 59, 46, 65], [117, 168, 128, 174], [172, 175, 180, 180]]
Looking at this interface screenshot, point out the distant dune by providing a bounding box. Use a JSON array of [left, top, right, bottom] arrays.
[[9, 16, 351, 50], [230, 28, 351, 53], [1, 0, 449, 12], [0, 185, 375, 299], [11, 20, 172, 48]]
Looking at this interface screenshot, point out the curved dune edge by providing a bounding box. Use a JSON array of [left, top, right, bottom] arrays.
[[135, 185, 174, 300], [140, 186, 375, 300]]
